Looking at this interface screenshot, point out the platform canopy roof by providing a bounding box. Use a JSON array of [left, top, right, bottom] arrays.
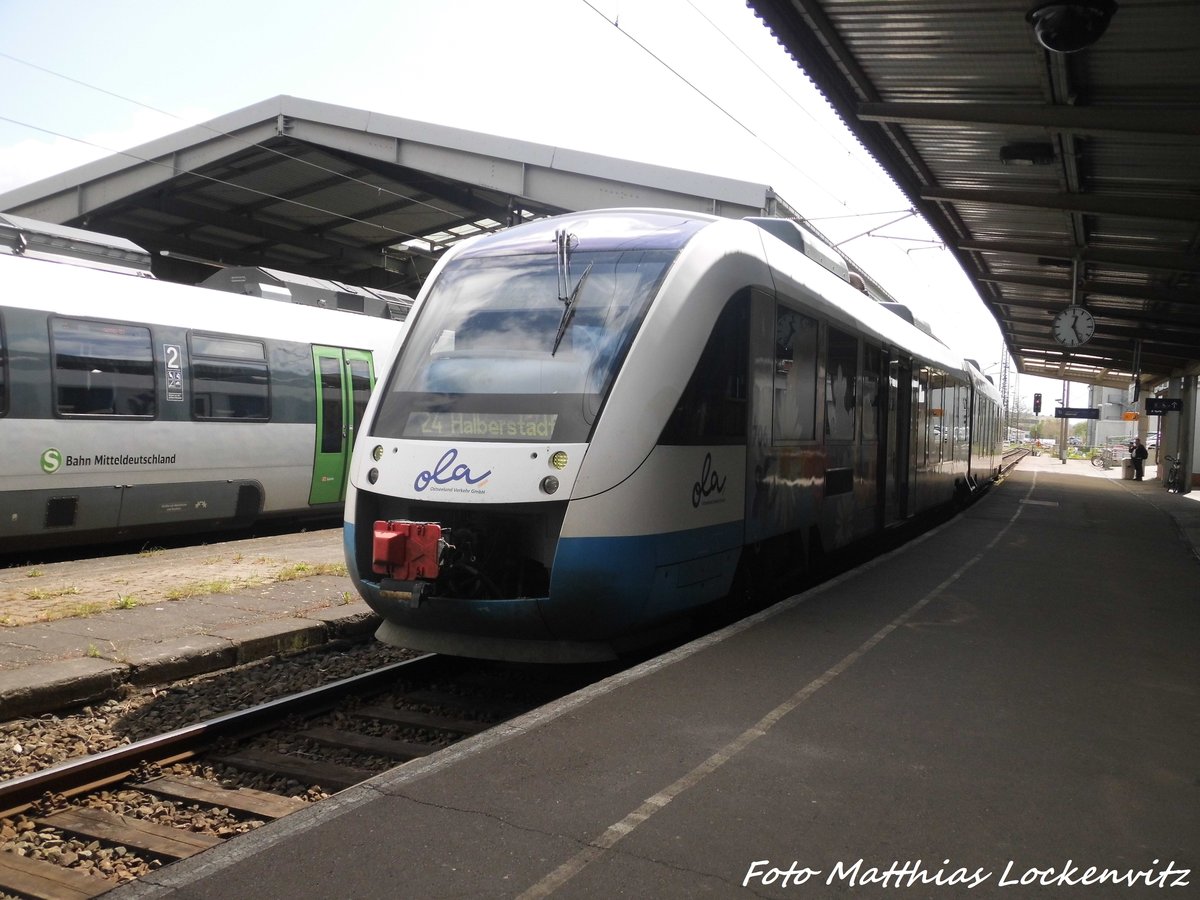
[[749, 0, 1200, 389], [0, 95, 793, 297]]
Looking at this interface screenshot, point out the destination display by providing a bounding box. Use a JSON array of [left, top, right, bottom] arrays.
[[404, 411, 558, 440], [1054, 407, 1100, 419]]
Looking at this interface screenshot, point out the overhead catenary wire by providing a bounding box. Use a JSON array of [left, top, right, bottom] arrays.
[[0, 3, 938, 257], [577, 0, 848, 211]]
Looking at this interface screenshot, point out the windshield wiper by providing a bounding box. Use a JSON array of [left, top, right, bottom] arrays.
[[552, 261, 592, 357], [555, 228, 576, 304]]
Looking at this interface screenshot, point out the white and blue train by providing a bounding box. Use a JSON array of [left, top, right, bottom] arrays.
[[345, 209, 1002, 662], [0, 217, 406, 552]]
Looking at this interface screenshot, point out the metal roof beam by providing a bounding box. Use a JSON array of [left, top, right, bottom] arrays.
[[149, 197, 390, 267], [958, 239, 1200, 275], [978, 273, 1199, 308], [924, 188, 1199, 222], [330, 152, 519, 224], [857, 102, 1200, 138]]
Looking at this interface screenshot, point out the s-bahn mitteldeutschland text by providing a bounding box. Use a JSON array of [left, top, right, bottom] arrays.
[[43, 449, 177, 471]]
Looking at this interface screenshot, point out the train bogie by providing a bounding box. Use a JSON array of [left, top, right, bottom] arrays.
[[347, 209, 1002, 662]]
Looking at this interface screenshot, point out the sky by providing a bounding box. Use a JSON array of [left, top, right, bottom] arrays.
[[0, 0, 1075, 413]]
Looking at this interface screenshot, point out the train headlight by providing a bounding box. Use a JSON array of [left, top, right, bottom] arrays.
[[368, 468, 380, 484], [372, 445, 384, 461], [540, 476, 560, 495], [550, 451, 569, 470]]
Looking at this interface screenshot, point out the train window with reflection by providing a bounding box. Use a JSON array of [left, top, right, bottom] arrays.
[[825, 327, 858, 441], [190, 333, 269, 420], [51, 317, 155, 418], [659, 292, 749, 445], [927, 369, 945, 463], [915, 367, 929, 465], [348, 357, 373, 448], [773, 305, 818, 443], [374, 247, 675, 443], [861, 344, 881, 442], [0, 315, 7, 416]]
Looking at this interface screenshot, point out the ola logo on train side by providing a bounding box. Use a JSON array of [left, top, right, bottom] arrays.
[[40, 449, 63, 474], [692, 452, 727, 508]]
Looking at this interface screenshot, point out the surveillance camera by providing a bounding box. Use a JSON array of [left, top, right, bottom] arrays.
[[1026, 1, 1117, 53]]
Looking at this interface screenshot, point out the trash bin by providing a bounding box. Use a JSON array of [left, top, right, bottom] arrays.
[[1121, 459, 1134, 480]]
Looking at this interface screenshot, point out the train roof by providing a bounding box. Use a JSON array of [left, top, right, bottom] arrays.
[[408, 207, 988, 386], [200, 266, 413, 320], [453, 208, 721, 258], [0, 251, 403, 353], [0, 213, 153, 275]]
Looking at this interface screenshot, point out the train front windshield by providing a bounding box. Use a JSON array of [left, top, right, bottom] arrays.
[[372, 248, 676, 443]]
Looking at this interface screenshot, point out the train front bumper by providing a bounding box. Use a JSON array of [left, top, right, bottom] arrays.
[[345, 522, 620, 663]]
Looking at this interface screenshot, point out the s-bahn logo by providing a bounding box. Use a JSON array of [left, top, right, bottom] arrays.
[[692, 452, 726, 508], [41, 448, 63, 474], [415, 448, 492, 493]]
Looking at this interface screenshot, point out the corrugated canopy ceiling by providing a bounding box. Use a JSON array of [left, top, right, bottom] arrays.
[[748, 0, 1200, 388]]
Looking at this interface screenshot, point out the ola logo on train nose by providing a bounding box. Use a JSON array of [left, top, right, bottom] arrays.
[[41, 448, 62, 474]]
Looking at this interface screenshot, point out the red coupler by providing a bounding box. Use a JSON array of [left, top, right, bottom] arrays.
[[372, 521, 442, 580]]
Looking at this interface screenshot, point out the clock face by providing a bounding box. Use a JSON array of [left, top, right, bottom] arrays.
[[1051, 306, 1095, 347]]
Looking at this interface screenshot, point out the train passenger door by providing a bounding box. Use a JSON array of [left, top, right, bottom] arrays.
[[310, 346, 376, 505]]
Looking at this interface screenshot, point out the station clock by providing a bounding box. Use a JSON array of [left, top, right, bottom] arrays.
[[1051, 306, 1095, 348]]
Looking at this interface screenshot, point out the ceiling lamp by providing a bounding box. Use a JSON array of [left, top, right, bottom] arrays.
[[1026, 1, 1118, 53], [1000, 142, 1057, 166]]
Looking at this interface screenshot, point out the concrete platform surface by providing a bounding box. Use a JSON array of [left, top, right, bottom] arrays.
[[108, 462, 1199, 899], [0, 528, 376, 719]]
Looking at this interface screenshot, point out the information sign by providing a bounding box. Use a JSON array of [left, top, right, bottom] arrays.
[[1054, 407, 1100, 419], [1056, 408, 1099, 422], [1145, 397, 1183, 414]]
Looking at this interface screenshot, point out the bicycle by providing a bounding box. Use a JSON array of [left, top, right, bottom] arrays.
[[1090, 448, 1114, 469], [1164, 455, 1182, 493]]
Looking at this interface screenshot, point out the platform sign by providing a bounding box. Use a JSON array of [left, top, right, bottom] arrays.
[[1145, 397, 1183, 414], [1054, 406, 1100, 419]]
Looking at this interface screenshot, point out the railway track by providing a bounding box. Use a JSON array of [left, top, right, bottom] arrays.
[[0, 653, 611, 898], [1001, 446, 1029, 474]]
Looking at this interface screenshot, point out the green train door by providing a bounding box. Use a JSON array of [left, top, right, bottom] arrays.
[[310, 346, 376, 505]]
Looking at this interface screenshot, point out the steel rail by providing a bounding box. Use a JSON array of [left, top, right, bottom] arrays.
[[0, 653, 438, 818], [1000, 447, 1028, 475]]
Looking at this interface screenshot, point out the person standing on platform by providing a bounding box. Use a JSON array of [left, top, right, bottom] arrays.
[[1130, 437, 1148, 480]]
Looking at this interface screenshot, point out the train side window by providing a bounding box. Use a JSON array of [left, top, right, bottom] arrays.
[[861, 344, 881, 442], [0, 314, 7, 417], [659, 293, 749, 445], [928, 370, 945, 463], [319, 355, 344, 453], [51, 317, 155, 417], [915, 366, 929, 465], [825, 326, 858, 441], [347, 357, 373, 448], [773, 305, 818, 442], [190, 334, 269, 420], [957, 384, 970, 461]]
